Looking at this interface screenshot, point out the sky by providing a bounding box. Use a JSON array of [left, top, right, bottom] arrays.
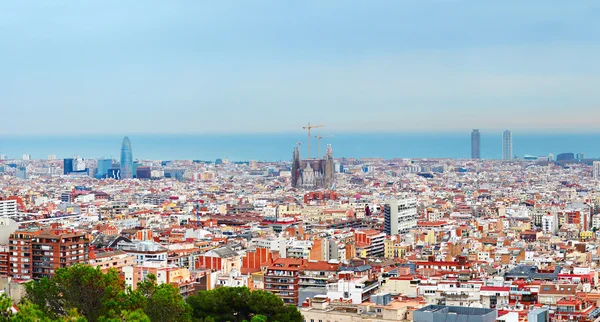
[[1, 1, 599, 135]]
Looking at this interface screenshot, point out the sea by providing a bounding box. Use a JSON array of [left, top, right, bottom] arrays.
[[0, 133, 599, 162]]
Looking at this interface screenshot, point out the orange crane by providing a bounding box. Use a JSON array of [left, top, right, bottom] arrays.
[[302, 122, 325, 159], [314, 135, 334, 158]]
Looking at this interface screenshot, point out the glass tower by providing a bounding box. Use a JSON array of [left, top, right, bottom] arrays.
[[502, 130, 512, 160], [471, 129, 481, 159], [120, 137, 133, 179]]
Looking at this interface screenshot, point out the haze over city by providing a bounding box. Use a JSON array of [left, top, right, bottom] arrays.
[[2, 1, 600, 135]]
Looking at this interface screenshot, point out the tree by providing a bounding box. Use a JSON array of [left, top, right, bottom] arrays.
[[0, 294, 13, 321], [24, 264, 125, 322], [133, 274, 191, 322], [98, 309, 150, 322], [24, 276, 63, 318], [250, 315, 267, 322], [187, 287, 303, 322], [9, 301, 55, 322]]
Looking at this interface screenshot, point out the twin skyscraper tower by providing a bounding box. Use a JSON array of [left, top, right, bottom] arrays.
[[471, 129, 513, 160]]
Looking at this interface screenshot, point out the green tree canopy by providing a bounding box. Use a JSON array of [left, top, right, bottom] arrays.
[[25, 264, 124, 322], [186, 287, 302, 322]]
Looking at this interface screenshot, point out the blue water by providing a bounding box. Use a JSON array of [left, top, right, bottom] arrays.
[[0, 133, 599, 161]]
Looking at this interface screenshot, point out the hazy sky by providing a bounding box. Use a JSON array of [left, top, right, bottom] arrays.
[[2, 1, 599, 135]]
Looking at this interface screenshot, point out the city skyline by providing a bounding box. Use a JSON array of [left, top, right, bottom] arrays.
[[2, 1, 600, 135]]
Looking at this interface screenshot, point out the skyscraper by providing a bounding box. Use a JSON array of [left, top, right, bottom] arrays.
[[96, 158, 113, 179], [120, 137, 133, 179], [593, 161, 600, 181], [471, 129, 481, 159], [63, 158, 74, 175], [502, 130, 512, 160]]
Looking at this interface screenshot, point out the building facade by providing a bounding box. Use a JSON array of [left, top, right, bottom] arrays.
[[502, 130, 513, 160], [384, 198, 418, 236], [593, 161, 600, 181], [120, 136, 133, 179], [471, 129, 481, 159], [8, 229, 89, 280], [291, 144, 335, 190]]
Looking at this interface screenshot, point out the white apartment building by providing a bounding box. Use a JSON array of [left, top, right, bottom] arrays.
[[0, 200, 18, 218], [250, 237, 287, 258], [542, 213, 558, 234], [326, 276, 380, 304], [384, 198, 418, 236], [593, 161, 600, 181]]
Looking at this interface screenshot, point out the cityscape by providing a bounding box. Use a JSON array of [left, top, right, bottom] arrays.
[[1, 129, 600, 321], [3, 1, 600, 322]]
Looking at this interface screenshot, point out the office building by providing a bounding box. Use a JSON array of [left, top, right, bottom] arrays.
[[576, 153, 585, 161], [0, 155, 6, 160], [136, 166, 151, 179], [502, 130, 512, 160], [63, 158, 74, 175], [73, 157, 86, 171], [556, 153, 575, 162], [47, 155, 56, 160], [593, 161, 600, 181], [96, 158, 113, 179], [15, 167, 26, 179], [120, 137, 133, 179], [9, 229, 89, 280], [0, 200, 18, 218], [471, 129, 480, 159], [384, 198, 418, 235], [107, 168, 121, 180]]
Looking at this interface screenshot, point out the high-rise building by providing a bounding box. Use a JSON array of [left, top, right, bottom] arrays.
[[9, 229, 89, 280], [22, 154, 31, 161], [73, 156, 86, 171], [502, 130, 512, 160], [384, 198, 418, 236], [63, 158, 74, 175], [593, 161, 600, 181], [120, 137, 133, 179], [136, 166, 151, 179], [96, 158, 113, 179], [471, 129, 480, 159], [47, 155, 56, 160]]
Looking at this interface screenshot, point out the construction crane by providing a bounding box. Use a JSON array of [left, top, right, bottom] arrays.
[[302, 122, 325, 159], [314, 135, 334, 158]]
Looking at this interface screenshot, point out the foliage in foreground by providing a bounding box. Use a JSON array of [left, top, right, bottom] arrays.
[[2, 264, 302, 322]]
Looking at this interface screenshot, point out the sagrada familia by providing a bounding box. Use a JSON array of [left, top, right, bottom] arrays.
[[291, 144, 335, 190]]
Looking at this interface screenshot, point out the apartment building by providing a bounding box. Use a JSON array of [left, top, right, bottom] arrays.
[[355, 230, 385, 258], [384, 198, 418, 235], [8, 229, 89, 280], [89, 250, 136, 273], [265, 258, 338, 306], [116, 240, 168, 265], [265, 258, 301, 305], [122, 262, 194, 296], [0, 199, 17, 218]]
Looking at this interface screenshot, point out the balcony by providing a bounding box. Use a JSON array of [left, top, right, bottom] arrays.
[[265, 285, 295, 290], [361, 280, 379, 293]]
